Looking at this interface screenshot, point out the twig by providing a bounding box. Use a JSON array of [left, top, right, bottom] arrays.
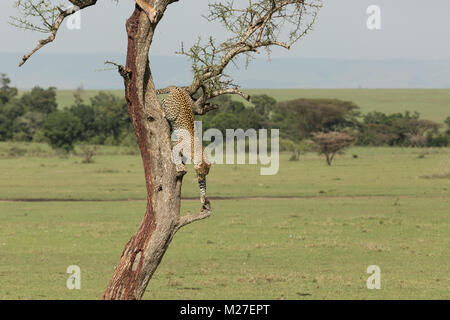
[[105, 60, 132, 79]]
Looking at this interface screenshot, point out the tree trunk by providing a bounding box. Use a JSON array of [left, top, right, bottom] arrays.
[[325, 154, 331, 166], [102, 7, 185, 300]]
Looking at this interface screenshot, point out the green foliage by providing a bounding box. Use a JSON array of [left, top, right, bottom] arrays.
[[0, 80, 58, 142], [201, 94, 447, 150], [279, 139, 312, 161], [208, 113, 241, 133], [0, 98, 26, 122], [65, 91, 131, 145], [68, 102, 96, 141], [12, 111, 46, 141], [0, 114, 12, 140], [445, 116, 450, 135], [426, 132, 449, 147], [356, 111, 442, 146], [32, 129, 47, 143], [0, 74, 18, 105], [202, 94, 271, 134], [271, 98, 360, 141], [0, 75, 133, 147], [42, 111, 83, 152], [251, 94, 276, 119], [20, 86, 57, 114], [88, 92, 130, 144], [52, 88, 450, 123], [1, 75, 448, 149]]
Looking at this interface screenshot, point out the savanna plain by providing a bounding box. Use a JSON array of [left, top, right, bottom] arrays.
[[0, 89, 449, 299]]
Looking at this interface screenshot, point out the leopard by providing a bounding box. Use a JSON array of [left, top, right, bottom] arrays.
[[156, 86, 211, 209]]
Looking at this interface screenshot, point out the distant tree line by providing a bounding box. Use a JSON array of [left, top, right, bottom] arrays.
[[0, 74, 133, 151], [1, 74, 449, 152], [205, 94, 449, 150]]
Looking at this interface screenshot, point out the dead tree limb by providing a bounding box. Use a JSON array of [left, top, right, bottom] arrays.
[[14, 0, 98, 66]]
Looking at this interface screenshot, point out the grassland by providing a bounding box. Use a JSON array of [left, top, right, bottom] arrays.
[[0, 142, 449, 299], [0, 142, 449, 200], [44, 89, 450, 123]]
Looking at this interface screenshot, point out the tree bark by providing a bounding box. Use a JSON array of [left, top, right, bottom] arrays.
[[102, 6, 185, 300]]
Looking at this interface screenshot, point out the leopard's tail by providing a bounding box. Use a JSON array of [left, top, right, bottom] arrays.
[[195, 153, 211, 209], [198, 177, 207, 203]]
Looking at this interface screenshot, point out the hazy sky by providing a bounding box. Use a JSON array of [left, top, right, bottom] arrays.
[[1, 0, 449, 60]]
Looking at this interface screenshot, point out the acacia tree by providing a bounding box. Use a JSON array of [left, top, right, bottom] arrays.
[[12, 0, 321, 299], [312, 131, 354, 165]]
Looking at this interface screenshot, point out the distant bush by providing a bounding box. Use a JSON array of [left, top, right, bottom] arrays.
[[42, 111, 83, 152], [12, 111, 46, 141], [80, 145, 99, 163], [68, 91, 132, 145], [33, 129, 48, 143], [272, 98, 360, 141], [8, 146, 27, 157], [0, 78, 57, 142], [426, 132, 449, 147], [356, 111, 443, 147], [0, 114, 11, 140], [0, 74, 18, 105], [445, 116, 450, 135], [20, 86, 57, 115]]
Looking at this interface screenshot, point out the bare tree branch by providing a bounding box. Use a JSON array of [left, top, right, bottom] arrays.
[[175, 206, 212, 233], [209, 88, 251, 101], [105, 60, 132, 79], [14, 0, 98, 67], [178, 0, 321, 113], [14, 0, 185, 67]]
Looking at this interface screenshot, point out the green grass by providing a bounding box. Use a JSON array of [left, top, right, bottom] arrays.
[[0, 198, 448, 299], [42, 89, 450, 123], [0, 142, 448, 200], [0, 142, 449, 299]]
